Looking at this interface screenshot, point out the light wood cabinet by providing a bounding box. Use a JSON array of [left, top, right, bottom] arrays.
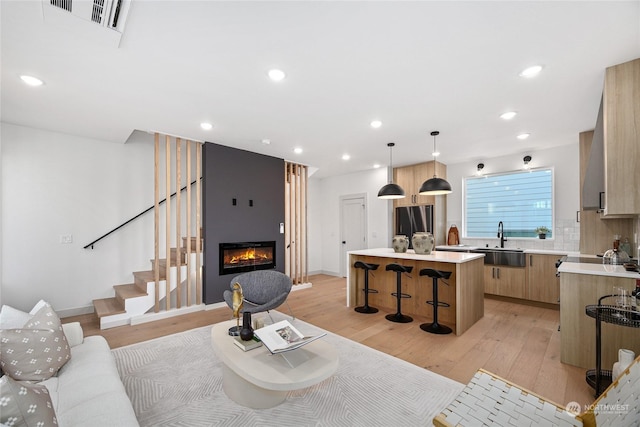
[[579, 129, 635, 255], [603, 58, 640, 216], [392, 160, 448, 246], [483, 266, 526, 299], [560, 272, 639, 369], [393, 162, 442, 207], [526, 254, 564, 304]]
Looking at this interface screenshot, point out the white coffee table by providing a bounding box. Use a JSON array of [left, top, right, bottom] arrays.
[[211, 319, 339, 409]]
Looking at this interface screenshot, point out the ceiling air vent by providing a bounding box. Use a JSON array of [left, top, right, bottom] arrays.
[[50, 0, 71, 12], [45, 0, 130, 33]]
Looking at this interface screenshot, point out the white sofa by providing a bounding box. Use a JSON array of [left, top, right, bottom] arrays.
[[39, 322, 139, 427], [1, 302, 138, 427]]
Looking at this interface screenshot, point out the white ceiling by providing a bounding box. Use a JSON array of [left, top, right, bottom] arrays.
[[2, 1, 639, 179]]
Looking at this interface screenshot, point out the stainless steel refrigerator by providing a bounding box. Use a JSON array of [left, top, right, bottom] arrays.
[[395, 205, 434, 248]]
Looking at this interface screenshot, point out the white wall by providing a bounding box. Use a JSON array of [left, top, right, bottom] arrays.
[[446, 143, 581, 252], [1, 123, 158, 315], [0, 123, 3, 305], [308, 167, 390, 276]]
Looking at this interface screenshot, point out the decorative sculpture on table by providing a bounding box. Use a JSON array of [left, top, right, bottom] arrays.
[[228, 282, 244, 336], [240, 311, 254, 341]]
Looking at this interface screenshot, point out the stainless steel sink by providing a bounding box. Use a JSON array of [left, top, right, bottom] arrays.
[[474, 248, 526, 267]]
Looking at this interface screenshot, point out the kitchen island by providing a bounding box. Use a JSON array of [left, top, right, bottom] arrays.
[[558, 259, 640, 370], [347, 248, 485, 335]]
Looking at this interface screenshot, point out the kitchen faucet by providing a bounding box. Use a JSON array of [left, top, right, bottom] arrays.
[[497, 221, 507, 248]]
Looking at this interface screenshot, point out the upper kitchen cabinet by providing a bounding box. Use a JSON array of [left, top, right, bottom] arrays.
[[393, 161, 446, 207], [602, 58, 640, 216], [581, 106, 604, 211]]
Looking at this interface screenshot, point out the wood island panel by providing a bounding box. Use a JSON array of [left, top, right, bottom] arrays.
[[560, 272, 640, 369], [348, 252, 484, 336]]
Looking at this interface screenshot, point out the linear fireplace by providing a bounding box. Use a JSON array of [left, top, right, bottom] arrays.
[[219, 241, 276, 275]]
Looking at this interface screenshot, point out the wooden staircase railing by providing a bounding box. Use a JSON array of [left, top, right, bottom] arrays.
[[92, 133, 203, 328]]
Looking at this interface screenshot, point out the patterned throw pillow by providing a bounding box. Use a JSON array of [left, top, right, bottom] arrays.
[[0, 375, 58, 426], [0, 304, 71, 381]]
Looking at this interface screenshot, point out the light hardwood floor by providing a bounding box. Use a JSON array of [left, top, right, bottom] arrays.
[[66, 274, 595, 407]]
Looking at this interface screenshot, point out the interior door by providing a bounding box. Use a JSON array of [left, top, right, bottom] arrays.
[[340, 195, 367, 277]]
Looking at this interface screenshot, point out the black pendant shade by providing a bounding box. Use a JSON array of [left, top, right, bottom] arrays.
[[378, 183, 406, 199], [378, 142, 406, 200], [418, 177, 452, 195], [419, 131, 452, 196]]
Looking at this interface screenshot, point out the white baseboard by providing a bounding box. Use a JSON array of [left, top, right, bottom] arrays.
[[310, 270, 341, 277], [204, 301, 227, 311], [292, 282, 312, 291], [58, 305, 94, 319], [130, 304, 206, 325]]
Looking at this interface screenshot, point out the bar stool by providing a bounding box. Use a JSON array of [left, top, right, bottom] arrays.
[[354, 261, 380, 314], [419, 268, 452, 334], [385, 263, 414, 323]]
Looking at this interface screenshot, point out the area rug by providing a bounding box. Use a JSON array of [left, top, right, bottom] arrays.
[[112, 313, 464, 426]]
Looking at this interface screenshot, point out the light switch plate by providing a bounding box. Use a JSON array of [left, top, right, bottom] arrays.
[[60, 234, 73, 244]]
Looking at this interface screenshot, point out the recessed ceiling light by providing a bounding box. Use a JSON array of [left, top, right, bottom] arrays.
[[373, 163, 381, 169], [519, 65, 543, 78], [517, 133, 530, 140], [261, 139, 271, 145], [200, 122, 213, 130], [268, 69, 286, 81], [293, 147, 303, 154], [370, 120, 382, 129], [20, 75, 44, 86], [500, 111, 517, 120], [342, 154, 350, 161]]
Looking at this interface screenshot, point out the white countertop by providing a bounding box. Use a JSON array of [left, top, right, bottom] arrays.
[[348, 248, 484, 264], [435, 245, 575, 256], [435, 245, 480, 252], [524, 249, 577, 256], [558, 261, 640, 279]]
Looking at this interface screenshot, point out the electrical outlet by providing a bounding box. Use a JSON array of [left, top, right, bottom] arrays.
[[60, 234, 73, 244]]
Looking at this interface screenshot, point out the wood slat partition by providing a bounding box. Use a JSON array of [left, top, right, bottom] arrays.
[[153, 134, 160, 313], [165, 135, 171, 311], [285, 162, 308, 285], [196, 142, 202, 304], [152, 133, 203, 313], [186, 141, 192, 306], [175, 138, 182, 308]]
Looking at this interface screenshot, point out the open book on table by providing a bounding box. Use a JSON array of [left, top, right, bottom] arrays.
[[254, 320, 326, 355]]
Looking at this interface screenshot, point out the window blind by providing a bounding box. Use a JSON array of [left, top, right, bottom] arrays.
[[464, 169, 553, 238]]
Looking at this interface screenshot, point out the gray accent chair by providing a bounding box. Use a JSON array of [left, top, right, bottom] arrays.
[[223, 270, 295, 321]]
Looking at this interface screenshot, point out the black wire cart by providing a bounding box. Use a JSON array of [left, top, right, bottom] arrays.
[[585, 294, 640, 397]]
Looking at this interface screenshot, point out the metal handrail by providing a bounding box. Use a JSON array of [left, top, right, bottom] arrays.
[[83, 177, 201, 249]]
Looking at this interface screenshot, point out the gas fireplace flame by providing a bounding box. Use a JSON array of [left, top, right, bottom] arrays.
[[229, 248, 270, 264]]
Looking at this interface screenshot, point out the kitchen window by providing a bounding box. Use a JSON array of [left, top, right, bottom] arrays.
[[464, 168, 554, 238]]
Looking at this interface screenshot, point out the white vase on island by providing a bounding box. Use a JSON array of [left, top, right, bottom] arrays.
[[412, 232, 434, 255], [392, 235, 409, 253], [612, 348, 635, 380]]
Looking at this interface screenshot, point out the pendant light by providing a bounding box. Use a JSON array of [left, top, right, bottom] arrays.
[[419, 131, 452, 195], [377, 142, 406, 199]]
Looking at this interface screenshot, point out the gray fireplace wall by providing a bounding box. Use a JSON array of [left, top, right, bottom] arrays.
[[202, 143, 285, 305]]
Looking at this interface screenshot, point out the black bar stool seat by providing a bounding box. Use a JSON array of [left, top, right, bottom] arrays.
[[419, 268, 452, 334], [354, 261, 380, 314], [385, 263, 414, 323]]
